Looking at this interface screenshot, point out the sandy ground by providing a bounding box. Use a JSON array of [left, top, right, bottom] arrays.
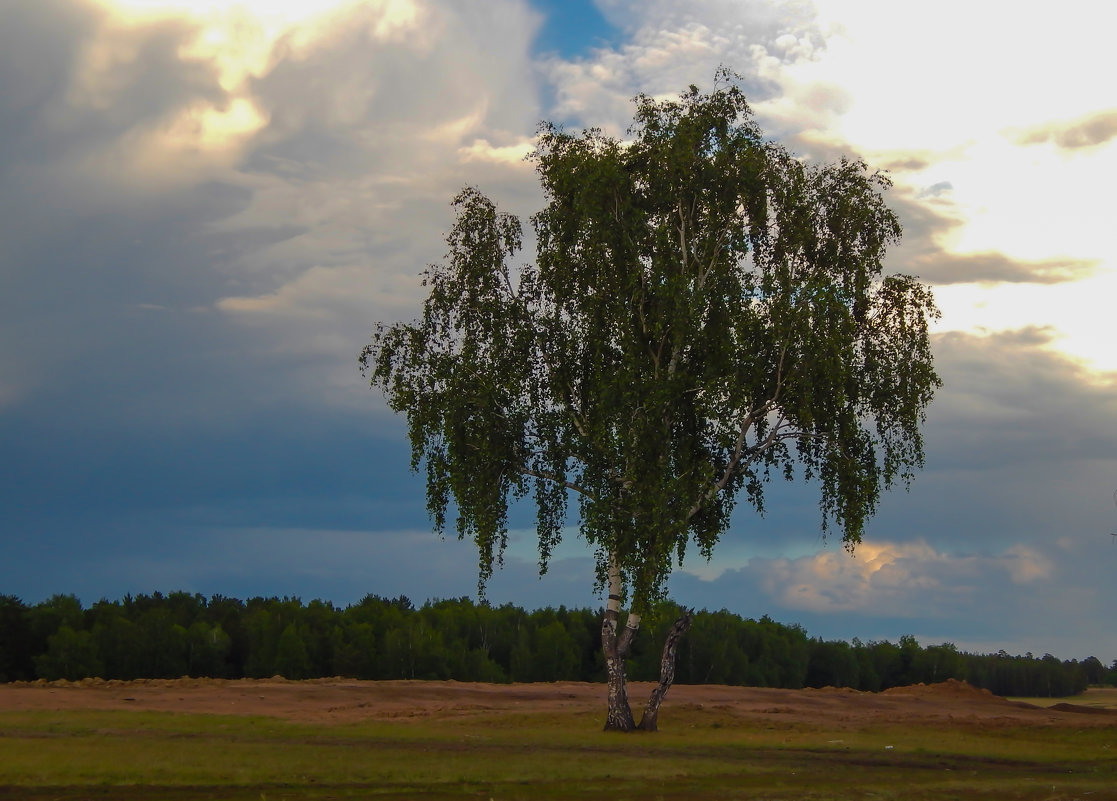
[[3, 678, 1117, 729]]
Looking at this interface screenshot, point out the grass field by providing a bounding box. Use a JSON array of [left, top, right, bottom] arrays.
[[1, 691, 1116, 800], [1010, 687, 1117, 711]]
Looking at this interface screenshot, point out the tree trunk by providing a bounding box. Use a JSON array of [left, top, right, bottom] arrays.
[[637, 609, 692, 731], [600, 559, 693, 732], [602, 607, 635, 731], [601, 559, 640, 731]]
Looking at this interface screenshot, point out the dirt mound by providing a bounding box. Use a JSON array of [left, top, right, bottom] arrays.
[[882, 679, 995, 700]]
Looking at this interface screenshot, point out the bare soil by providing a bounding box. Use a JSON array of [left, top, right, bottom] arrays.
[[3, 677, 1117, 729]]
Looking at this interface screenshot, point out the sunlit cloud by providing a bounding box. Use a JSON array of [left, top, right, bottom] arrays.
[[458, 138, 535, 165], [1007, 109, 1117, 152], [146, 97, 267, 164], [931, 271, 1117, 374], [747, 540, 1055, 616], [76, 0, 424, 173], [766, 3, 1117, 375], [88, 0, 384, 90], [539, 0, 1117, 378]]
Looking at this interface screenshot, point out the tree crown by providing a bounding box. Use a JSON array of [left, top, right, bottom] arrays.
[[362, 74, 940, 611]]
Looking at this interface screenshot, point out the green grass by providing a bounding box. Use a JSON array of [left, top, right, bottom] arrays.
[[1, 704, 1116, 800], [1010, 687, 1117, 710]]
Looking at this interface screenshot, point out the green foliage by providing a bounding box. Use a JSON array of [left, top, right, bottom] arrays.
[[0, 595, 38, 681], [28, 594, 85, 642], [2, 591, 1099, 697], [274, 624, 310, 680], [34, 625, 103, 682], [91, 614, 147, 680], [362, 72, 941, 611], [185, 622, 232, 678]]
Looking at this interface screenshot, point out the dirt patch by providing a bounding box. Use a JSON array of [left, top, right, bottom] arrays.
[[1, 678, 1114, 728], [882, 678, 995, 699]]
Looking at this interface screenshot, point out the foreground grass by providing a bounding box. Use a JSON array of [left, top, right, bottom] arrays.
[[1, 703, 1115, 800]]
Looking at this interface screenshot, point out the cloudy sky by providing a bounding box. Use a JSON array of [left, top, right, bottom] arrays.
[[3, 0, 1116, 663]]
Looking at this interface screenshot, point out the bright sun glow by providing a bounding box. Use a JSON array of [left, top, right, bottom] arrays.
[[91, 0, 354, 90], [791, 0, 1117, 377], [92, 0, 357, 29], [932, 268, 1117, 376], [90, 0, 419, 90], [81, 0, 418, 175]]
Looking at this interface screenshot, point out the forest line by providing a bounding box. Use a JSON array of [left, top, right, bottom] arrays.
[[1, 592, 1111, 697]]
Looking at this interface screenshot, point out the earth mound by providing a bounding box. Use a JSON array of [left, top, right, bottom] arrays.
[[882, 678, 995, 700]]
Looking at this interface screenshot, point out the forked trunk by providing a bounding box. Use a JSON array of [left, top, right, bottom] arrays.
[[637, 610, 692, 731], [600, 559, 692, 732]]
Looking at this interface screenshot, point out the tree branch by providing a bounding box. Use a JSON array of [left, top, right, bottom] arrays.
[[687, 418, 746, 521], [517, 466, 597, 500]]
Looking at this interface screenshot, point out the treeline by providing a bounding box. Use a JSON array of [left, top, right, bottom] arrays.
[[1, 593, 1112, 697]]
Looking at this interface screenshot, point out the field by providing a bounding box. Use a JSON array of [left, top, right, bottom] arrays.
[[1, 679, 1116, 800]]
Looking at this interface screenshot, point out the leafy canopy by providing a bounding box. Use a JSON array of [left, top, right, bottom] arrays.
[[361, 73, 940, 612]]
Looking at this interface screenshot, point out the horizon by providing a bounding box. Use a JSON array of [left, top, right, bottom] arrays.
[[11, 587, 1115, 665]]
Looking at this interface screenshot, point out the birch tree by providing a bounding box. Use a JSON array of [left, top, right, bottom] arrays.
[[361, 73, 940, 731]]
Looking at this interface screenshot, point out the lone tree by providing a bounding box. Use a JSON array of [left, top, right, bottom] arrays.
[[361, 73, 940, 731]]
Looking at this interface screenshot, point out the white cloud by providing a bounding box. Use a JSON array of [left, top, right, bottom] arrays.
[[791, 1, 1116, 150], [544, 0, 824, 133], [458, 138, 535, 165]]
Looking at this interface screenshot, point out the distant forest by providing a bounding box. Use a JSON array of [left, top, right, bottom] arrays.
[[2, 593, 1112, 697]]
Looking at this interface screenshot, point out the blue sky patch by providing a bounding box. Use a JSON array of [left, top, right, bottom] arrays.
[[529, 0, 618, 58]]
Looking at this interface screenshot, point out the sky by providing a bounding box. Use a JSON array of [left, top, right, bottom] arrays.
[[2, 0, 1116, 663]]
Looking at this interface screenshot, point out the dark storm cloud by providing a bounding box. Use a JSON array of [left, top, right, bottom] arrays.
[[0, 0, 547, 611], [0, 0, 95, 159], [1009, 108, 1117, 151], [877, 328, 1117, 528], [0, 1, 278, 425], [0, 0, 540, 426], [0, 174, 313, 432]]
